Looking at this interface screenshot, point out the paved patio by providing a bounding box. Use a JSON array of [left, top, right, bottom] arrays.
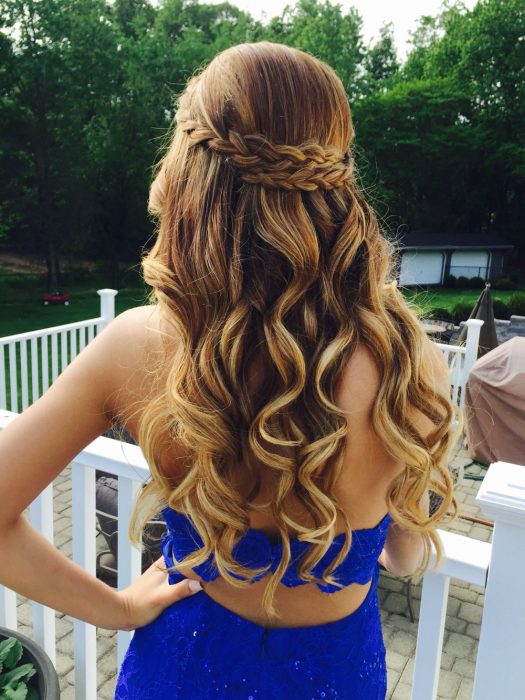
[[15, 437, 489, 700]]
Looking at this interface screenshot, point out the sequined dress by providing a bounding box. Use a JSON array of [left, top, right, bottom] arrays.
[[114, 507, 391, 699]]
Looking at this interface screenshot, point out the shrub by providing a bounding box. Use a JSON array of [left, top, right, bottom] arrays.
[[469, 276, 486, 289], [443, 274, 456, 287], [493, 276, 514, 290], [428, 306, 453, 321], [456, 275, 470, 288], [452, 301, 473, 325], [492, 298, 510, 320], [508, 292, 525, 316]]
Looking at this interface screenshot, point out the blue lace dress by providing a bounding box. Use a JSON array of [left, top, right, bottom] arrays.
[[114, 507, 391, 699]]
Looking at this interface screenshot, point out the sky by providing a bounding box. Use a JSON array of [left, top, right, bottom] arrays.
[[209, 0, 479, 62]]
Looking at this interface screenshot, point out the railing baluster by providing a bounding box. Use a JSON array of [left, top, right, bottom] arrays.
[[87, 324, 95, 343], [72, 462, 97, 700], [71, 327, 77, 360], [79, 326, 86, 351], [8, 342, 18, 412], [411, 572, 450, 700], [41, 334, 49, 393], [0, 344, 6, 410], [31, 337, 39, 402], [117, 476, 142, 666], [0, 585, 17, 630], [61, 331, 68, 372], [20, 340, 29, 410], [29, 486, 56, 663], [51, 332, 58, 382]]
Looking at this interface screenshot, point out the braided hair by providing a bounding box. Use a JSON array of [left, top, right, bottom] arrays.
[[179, 119, 353, 191]]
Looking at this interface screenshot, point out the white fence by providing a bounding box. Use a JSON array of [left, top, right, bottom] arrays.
[[433, 318, 483, 412], [0, 411, 148, 699], [0, 289, 117, 412], [2, 409, 523, 700]]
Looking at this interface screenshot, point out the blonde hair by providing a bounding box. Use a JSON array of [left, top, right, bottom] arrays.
[[130, 41, 460, 620]]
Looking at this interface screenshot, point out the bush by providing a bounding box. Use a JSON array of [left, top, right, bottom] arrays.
[[456, 275, 470, 288], [492, 298, 510, 320], [428, 306, 453, 321], [493, 276, 514, 290], [469, 276, 486, 289], [452, 301, 473, 324], [508, 292, 525, 316], [443, 274, 456, 287]]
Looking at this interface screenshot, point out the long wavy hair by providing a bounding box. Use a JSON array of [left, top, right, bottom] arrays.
[[129, 41, 461, 620]]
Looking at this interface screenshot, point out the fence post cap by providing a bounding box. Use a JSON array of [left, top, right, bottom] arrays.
[[97, 289, 118, 297], [476, 461, 525, 526]]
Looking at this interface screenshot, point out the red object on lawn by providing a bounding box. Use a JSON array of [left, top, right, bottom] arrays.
[[42, 290, 70, 306]]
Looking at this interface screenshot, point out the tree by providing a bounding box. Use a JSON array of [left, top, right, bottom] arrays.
[[265, 0, 366, 101], [361, 22, 400, 97]]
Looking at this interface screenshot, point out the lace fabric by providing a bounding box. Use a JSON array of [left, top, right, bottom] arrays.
[[114, 562, 387, 699], [114, 510, 390, 699], [160, 507, 392, 593]]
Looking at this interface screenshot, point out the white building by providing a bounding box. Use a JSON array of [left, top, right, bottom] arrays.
[[396, 231, 514, 286]]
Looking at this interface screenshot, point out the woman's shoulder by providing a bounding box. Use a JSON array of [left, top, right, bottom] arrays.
[[98, 304, 171, 426], [338, 335, 449, 411]]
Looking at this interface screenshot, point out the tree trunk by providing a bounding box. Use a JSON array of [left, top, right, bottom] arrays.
[[46, 236, 60, 291]]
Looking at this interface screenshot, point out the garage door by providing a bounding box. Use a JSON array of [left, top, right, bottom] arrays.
[[399, 251, 444, 286], [450, 250, 489, 279]]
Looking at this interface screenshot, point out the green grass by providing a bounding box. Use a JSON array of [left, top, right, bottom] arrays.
[[402, 287, 522, 315], [0, 266, 150, 337], [1, 264, 524, 338]]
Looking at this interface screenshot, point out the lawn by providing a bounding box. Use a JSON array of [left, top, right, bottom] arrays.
[[1, 265, 523, 338], [402, 286, 522, 314], [0, 266, 149, 337]]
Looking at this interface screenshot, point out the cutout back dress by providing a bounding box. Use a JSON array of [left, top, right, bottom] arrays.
[[114, 506, 391, 699]]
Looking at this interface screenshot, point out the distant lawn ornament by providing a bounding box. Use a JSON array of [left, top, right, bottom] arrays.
[[42, 290, 70, 306]]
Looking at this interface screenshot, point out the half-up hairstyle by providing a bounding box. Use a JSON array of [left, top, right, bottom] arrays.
[[130, 41, 460, 620]]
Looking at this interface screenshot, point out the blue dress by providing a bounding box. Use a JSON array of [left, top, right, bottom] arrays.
[[114, 508, 391, 699]]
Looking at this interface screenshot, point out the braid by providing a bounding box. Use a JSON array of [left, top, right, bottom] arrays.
[[179, 119, 353, 191]]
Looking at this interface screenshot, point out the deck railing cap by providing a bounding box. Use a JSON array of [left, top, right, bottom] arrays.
[[476, 461, 525, 526]]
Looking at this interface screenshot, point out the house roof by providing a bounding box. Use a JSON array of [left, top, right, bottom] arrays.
[[395, 231, 514, 250]]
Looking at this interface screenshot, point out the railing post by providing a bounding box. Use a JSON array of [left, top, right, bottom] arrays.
[[29, 485, 56, 663], [411, 572, 450, 700], [460, 318, 483, 410], [473, 461, 525, 700], [97, 289, 118, 330]]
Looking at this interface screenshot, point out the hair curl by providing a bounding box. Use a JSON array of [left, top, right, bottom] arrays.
[[129, 41, 460, 620]]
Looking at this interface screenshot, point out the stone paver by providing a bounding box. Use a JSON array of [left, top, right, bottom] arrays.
[[13, 438, 489, 699]]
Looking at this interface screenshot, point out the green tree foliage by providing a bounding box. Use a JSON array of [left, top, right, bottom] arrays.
[[265, 0, 366, 99], [0, 0, 523, 283], [399, 0, 524, 266]]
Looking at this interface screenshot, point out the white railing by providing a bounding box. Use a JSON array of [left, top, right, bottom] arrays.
[[1, 303, 483, 417], [0, 288, 118, 686], [0, 289, 117, 412], [434, 318, 483, 412], [0, 409, 148, 700], [411, 461, 525, 700], [3, 404, 524, 699]]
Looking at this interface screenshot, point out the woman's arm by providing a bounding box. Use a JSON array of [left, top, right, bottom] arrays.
[[379, 339, 452, 577], [378, 490, 430, 576], [0, 306, 199, 630]]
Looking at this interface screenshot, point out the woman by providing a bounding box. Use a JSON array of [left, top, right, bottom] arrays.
[[0, 42, 460, 698]]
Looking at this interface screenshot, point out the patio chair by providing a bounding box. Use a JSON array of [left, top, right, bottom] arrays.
[[95, 472, 166, 587]]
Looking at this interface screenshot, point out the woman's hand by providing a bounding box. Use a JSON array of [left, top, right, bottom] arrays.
[[116, 556, 203, 631]]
